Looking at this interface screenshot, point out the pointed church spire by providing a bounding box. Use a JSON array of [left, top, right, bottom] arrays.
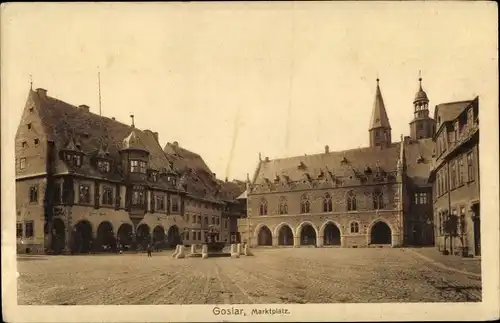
[[369, 78, 391, 130]]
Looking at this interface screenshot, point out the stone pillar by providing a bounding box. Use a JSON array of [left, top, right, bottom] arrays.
[[172, 244, 179, 257], [236, 243, 242, 255], [293, 236, 300, 248], [391, 234, 402, 247], [175, 245, 185, 259], [63, 226, 72, 254], [244, 244, 253, 256], [201, 244, 208, 259], [272, 236, 278, 247], [340, 236, 345, 248], [191, 244, 196, 254], [316, 235, 323, 248], [231, 244, 240, 258]]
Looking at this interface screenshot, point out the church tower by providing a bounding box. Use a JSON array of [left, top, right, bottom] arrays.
[[369, 78, 392, 148], [409, 74, 436, 140]]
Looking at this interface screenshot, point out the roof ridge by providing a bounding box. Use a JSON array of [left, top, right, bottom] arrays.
[[266, 144, 399, 163], [437, 99, 474, 106]]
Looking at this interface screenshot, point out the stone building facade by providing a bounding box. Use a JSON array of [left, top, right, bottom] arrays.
[[238, 78, 446, 248], [15, 88, 245, 254], [429, 97, 480, 257]]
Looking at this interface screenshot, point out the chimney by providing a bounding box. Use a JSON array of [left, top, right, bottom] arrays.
[[173, 141, 179, 147], [265, 157, 270, 162], [153, 132, 159, 143], [111, 117, 116, 120], [36, 88, 47, 98], [225, 177, 228, 182], [78, 105, 90, 113], [325, 145, 330, 154]]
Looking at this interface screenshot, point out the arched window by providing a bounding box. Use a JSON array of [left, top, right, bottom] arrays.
[[346, 190, 356, 211], [350, 221, 359, 233], [279, 196, 288, 215], [323, 193, 333, 212], [259, 199, 268, 216], [300, 194, 310, 214], [373, 189, 384, 210]]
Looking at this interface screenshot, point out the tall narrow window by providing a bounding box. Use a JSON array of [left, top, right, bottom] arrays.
[[20, 157, 26, 170], [16, 223, 23, 238], [131, 186, 145, 207], [451, 162, 457, 190], [323, 193, 333, 212], [458, 157, 464, 186], [278, 196, 288, 215], [25, 221, 34, 238], [346, 190, 356, 211], [155, 195, 165, 211], [467, 152, 474, 182], [300, 194, 310, 213], [73, 155, 82, 167], [259, 199, 268, 215], [372, 189, 384, 210], [53, 183, 61, 204], [204, 217, 208, 226], [171, 196, 179, 212], [102, 187, 113, 205], [29, 185, 38, 203], [79, 184, 90, 203]]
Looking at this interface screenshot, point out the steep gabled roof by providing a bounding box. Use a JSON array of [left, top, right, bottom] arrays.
[[404, 138, 435, 186], [31, 89, 175, 185], [254, 143, 401, 187], [434, 100, 473, 125], [369, 80, 391, 130], [164, 141, 223, 202]]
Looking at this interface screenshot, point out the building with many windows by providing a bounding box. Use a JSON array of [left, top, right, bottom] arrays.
[[15, 88, 245, 254], [429, 97, 480, 256], [238, 78, 447, 249]]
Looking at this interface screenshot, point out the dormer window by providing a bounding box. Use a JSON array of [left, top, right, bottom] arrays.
[[150, 171, 158, 182], [467, 108, 473, 125], [130, 160, 147, 173], [97, 160, 111, 173], [73, 155, 82, 167]]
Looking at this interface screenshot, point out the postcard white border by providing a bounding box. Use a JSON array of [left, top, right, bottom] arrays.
[[2, 1, 499, 322]]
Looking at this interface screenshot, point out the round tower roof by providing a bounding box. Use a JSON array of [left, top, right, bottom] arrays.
[[413, 78, 429, 104]]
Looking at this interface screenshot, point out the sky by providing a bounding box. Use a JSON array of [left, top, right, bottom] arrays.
[[1, 2, 498, 181]]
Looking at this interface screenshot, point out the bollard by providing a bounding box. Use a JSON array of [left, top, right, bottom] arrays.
[[175, 245, 185, 259], [244, 244, 253, 256], [172, 244, 180, 257], [201, 244, 208, 259], [236, 243, 242, 255], [191, 244, 196, 254], [231, 243, 240, 258]]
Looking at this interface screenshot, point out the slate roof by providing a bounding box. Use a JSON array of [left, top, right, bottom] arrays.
[[404, 138, 435, 186], [216, 179, 246, 203], [163, 142, 227, 203], [30, 89, 176, 188], [254, 143, 401, 186], [434, 100, 473, 125], [414, 82, 429, 104], [369, 81, 391, 130]]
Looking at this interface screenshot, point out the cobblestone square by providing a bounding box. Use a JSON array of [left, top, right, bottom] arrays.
[[17, 248, 481, 305]]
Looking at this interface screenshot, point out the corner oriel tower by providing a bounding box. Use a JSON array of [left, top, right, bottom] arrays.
[[409, 73, 436, 140], [369, 78, 392, 148]]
